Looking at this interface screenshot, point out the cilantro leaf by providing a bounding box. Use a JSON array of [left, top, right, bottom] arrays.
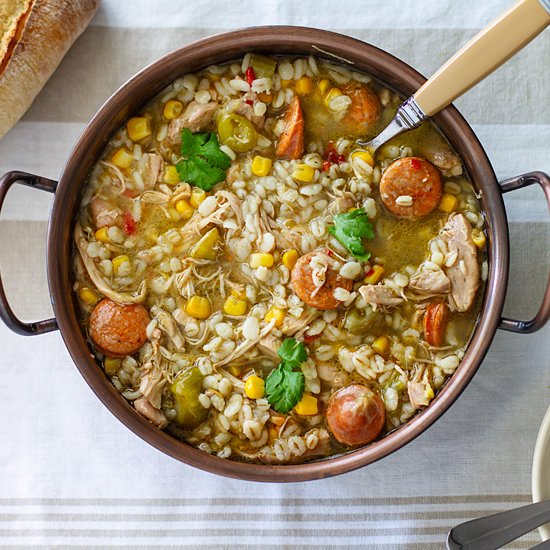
[[265, 363, 305, 414], [277, 337, 308, 368], [177, 128, 231, 191], [266, 338, 308, 413], [328, 207, 374, 262], [177, 157, 226, 192]]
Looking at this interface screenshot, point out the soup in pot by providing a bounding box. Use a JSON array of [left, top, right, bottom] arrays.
[[72, 54, 487, 464]]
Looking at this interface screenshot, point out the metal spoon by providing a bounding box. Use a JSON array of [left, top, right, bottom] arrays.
[[447, 500, 550, 549], [358, 0, 550, 152]]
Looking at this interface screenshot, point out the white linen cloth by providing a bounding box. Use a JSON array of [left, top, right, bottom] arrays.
[[0, 0, 548, 547]]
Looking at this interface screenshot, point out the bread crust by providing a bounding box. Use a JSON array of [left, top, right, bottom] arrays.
[[0, 0, 100, 139]]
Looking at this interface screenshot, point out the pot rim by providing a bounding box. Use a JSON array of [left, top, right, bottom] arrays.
[[46, 26, 509, 482]]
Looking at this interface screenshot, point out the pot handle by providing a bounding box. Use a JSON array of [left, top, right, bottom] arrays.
[[499, 171, 550, 333], [0, 171, 59, 336]]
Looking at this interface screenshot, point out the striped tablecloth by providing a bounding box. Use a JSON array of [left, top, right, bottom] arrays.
[[0, 1, 549, 547]]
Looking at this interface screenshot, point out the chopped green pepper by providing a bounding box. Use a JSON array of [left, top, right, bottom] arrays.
[[249, 54, 277, 77], [344, 306, 379, 335], [170, 367, 208, 429], [217, 113, 258, 153]]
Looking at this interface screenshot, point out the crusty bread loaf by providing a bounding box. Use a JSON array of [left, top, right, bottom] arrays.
[[0, 0, 100, 139]]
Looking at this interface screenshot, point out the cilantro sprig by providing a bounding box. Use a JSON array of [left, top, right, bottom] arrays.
[[328, 207, 374, 262], [265, 338, 308, 414], [176, 129, 230, 191]]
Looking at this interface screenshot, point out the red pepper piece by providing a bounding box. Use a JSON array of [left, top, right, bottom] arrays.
[[245, 67, 256, 86], [303, 333, 321, 344], [322, 160, 332, 172], [337, 154, 346, 164], [123, 211, 137, 235], [245, 99, 254, 106]]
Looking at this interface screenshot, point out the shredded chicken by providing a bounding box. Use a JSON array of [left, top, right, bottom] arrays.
[[215, 319, 277, 367], [143, 153, 163, 189], [328, 194, 355, 215], [234, 99, 265, 129], [134, 396, 168, 428], [424, 149, 463, 177], [407, 381, 432, 409], [167, 101, 217, 144], [89, 197, 120, 229], [74, 224, 147, 304], [281, 310, 320, 336], [439, 213, 480, 312], [151, 306, 185, 350], [408, 269, 451, 296], [317, 362, 349, 387], [256, 335, 282, 360], [359, 284, 404, 307], [138, 362, 166, 409]]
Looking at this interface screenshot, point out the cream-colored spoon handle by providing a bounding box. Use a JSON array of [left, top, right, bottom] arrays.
[[414, 0, 550, 117]]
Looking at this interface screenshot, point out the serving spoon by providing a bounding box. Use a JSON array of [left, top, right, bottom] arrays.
[[447, 499, 550, 549], [358, 0, 550, 152]]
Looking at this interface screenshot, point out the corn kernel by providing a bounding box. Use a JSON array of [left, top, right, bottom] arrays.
[[270, 414, 286, 427], [265, 306, 285, 328], [281, 79, 292, 89], [364, 265, 385, 285], [291, 163, 315, 183], [112, 255, 130, 275], [250, 252, 274, 268], [251, 155, 273, 177], [372, 335, 390, 357], [163, 99, 183, 120], [324, 87, 342, 108], [230, 288, 247, 301], [317, 78, 330, 95], [79, 287, 98, 306], [244, 375, 265, 399], [257, 92, 272, 103], [294, 393, 318, 416], [223, 295, 247, 316], [104, 357, 122, 376], [94, 227, 110, 243], [472, 228, 486, 249], [189, 228, 219, 260], [439, 194, 458, 213], [175, 199, 194, 220], [351, 150, 374, 167], [186, 296, 211, 319], [111, 147, 134, 169], [127, 117, 152, 142], [163, 165, 180, 185], [281, 249, 299, 270], [295, 76, 313, 96], [190, 188, 206, 208], [228, 365, 242, 377]]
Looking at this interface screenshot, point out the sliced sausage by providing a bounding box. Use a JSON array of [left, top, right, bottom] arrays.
[[89, 298, 150, 357], [379, 156, 442, 219], [342, 83, 380, 128], [275, 96, 304, 160], [326, 384, 386, 446], [291, 252, 353, 310], [424, 301, 449, 346]]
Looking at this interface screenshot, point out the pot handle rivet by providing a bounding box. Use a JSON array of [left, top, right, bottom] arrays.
[[0, 171, 59, 336], [499, 171, 550, 334]]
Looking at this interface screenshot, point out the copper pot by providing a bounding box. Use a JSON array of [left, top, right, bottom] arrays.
[[1, 27, 549, 482]]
